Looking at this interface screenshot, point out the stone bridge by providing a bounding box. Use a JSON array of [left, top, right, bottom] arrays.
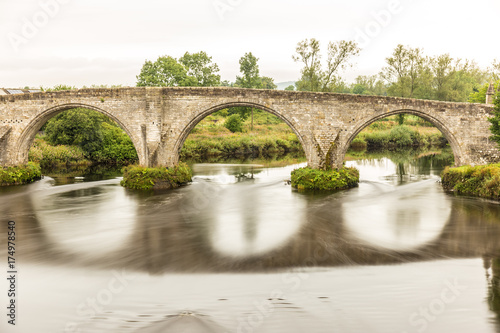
[[0, 87, 498, 168]]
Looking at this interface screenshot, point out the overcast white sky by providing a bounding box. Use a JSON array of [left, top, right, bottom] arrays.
[[0, 0, 498, 88]]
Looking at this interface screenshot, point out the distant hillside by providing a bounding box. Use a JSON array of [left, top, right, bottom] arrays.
[[276, 81, 296, 90]]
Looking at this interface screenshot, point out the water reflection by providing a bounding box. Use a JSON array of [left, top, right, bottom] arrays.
[[342, 179, 451, 250], [486, 255, 500, 331], [2, 153, 498, 274], [3, 150, 500, 332], [31, 179, 137, 260]]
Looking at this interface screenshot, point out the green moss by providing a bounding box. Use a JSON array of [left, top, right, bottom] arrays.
[[0, 162, 42, 186], [291, 166, 359, 191], [120, 162, 192, 190], [441, 164, 500, 200]]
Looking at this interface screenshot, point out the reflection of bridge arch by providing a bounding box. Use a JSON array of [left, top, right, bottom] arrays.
[[8, 178, 500, 272], [0, 87, 497, 169], [342, 108, 464, 166]]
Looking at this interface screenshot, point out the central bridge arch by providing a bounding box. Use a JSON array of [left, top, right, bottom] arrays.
[[173, 101, 309, 164], [340, 108, 465, 167]]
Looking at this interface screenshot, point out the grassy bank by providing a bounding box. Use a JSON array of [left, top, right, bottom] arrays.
[[180, 110, 303, 159], [291, 166, 359, 191], [29, 136, 92, 167], [121, 162, 192, 190], [351, 122, 446, 150], [0, 162, 42, 186], [441, 164, 500, 200]]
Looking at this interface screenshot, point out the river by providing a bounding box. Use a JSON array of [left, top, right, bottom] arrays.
[[1, 148, 500, 333]]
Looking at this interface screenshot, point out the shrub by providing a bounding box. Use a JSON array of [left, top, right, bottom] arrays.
[[389, 125, 414, 147], [0, 162, 42, 186], [29, 136, 90, 166], [441, 163, 500, 200], [91, 122, 138, 163], [350, 137, 367, 149], [291, 166, 359, 191], [224, 114, 243, 133], [121, 162, 192, 190]]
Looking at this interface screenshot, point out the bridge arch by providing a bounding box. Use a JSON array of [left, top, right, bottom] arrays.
[[173, 101, 308, 163], [16, 103, 144, 165], [340, 108, 463, 166]]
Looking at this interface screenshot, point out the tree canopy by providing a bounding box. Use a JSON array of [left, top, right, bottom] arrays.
[[136, 51, 221, 87], [293, 38, 360, 92]]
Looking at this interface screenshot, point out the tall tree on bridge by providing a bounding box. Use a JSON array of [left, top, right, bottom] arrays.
[[136, 51, 221, 87], [293, 38, 360, 93], [233, 52, 277, 130]]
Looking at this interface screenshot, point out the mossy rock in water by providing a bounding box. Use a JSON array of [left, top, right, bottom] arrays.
[[121, 162, 192, 190], [291, 166, 359, 191]]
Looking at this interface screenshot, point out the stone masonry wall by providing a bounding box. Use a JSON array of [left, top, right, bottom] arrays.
[[0, 87, 496, 169]]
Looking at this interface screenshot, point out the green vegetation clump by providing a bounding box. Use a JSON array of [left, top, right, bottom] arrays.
[[181, 109, 304, 159], [291, 166, 359, 191], [121, 162, 192, 190], [38, 108, 138, 164], [0, 162, 42, 186], [29, 136, 90, 167], [441, 164, 500, 200], [351, 117, 447, 150], [224, 114, 243, 133]]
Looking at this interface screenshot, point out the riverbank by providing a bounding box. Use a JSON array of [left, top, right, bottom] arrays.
[[180, 111, 303, 159], [0, 162, 42, 186], [441, 164, 500, 200], [351, 120, 446, 149]]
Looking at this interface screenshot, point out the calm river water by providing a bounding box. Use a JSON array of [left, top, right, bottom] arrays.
[[1, 149, 500, 333]]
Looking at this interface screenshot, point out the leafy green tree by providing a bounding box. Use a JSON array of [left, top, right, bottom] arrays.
[[488, 92, 500, 145], [261, 76, 277, 90], [448, 59, 488, 102], [469, 81, 500, 103], [293, 39, 360, 92], [44, 108, 138, 162], [220, 80, 233, 87], [430, 54, 454, 101], [351, 75, 387, 96], [380, 44, 427, 98], [45, 109, 107, 156], [179, 51, 221, 87], [284, 85, 295, 91], [136, 56, 187, 87], [235, 52, 262, 89], [224, 114, 243, 133], [491, 59, 500, 81], [92, 122, 138, 162], [136, 52, 220, 87], [233, 52, 276, 129], [41, 84, 76, 91]]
